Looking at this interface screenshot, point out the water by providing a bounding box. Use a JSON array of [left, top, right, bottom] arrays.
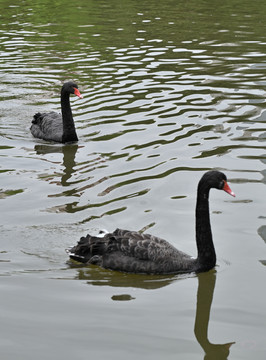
[[0, 0, 266, 358]]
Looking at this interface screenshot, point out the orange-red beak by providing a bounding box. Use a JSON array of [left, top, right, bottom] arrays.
[[223, 181, 235, 197], [74, 87, 83, 99]]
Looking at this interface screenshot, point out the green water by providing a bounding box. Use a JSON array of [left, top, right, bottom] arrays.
[[0, 0, 266, 359]]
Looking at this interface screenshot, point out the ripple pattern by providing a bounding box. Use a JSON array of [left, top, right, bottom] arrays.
[[0, 0, 265, 256]]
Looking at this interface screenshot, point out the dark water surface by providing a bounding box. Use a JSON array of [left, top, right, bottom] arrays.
[[0, 0, 266, 359]]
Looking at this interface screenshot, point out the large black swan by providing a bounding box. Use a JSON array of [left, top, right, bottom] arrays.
[[67, 171, 235, 274], [30, 81, 83, 143]]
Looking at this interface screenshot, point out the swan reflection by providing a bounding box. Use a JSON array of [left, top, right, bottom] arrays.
[[72, 266, 234, 358], [258, 225, 266, 266], [34, 143, 79, 186], [70, 264, 182, 289], [195, 272, 235, 359]]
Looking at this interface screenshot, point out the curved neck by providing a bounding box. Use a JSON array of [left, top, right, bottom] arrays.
[[195, 181, 216, 271], [61, 89, 78, 143]]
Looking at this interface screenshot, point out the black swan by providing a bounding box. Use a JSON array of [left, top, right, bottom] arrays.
[[67, 171, 235, 274], [30, 81, 83, 143]]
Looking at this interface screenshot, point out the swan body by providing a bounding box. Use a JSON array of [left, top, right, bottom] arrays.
[[67, 171, 235, 274], [30, 81, 83, 143]]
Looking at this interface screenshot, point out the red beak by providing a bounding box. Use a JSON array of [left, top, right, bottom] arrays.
[[74, 87, 83, 99], [223, 181, 235, 197]]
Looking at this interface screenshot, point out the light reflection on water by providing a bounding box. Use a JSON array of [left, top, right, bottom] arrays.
[[0, 0, 266, 359]]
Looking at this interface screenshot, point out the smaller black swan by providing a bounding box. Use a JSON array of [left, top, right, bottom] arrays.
[[67, 171, 235, 275], [30, 81, 83, 143]]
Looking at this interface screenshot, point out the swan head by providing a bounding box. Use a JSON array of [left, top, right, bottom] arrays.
[[62, 81, 83, 99], [200, 171, 235, 197]]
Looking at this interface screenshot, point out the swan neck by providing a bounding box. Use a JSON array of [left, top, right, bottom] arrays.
[[195, 182, 216, 270], [61, 89, 78, 143]]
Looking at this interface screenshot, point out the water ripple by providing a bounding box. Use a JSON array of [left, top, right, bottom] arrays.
[[0, 1, 265, 240]]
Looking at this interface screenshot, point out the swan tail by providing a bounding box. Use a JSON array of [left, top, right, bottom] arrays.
[[66, 230, 109, 264], [32, 112, 43, 124]]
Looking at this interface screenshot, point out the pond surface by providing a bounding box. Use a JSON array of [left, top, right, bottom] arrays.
[[0, 0, 266, 359]]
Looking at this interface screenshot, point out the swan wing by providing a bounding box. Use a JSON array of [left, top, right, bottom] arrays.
[[107, 228, 184, 262], [68, 228, 193, 273], [30, 112, 63, 142]]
